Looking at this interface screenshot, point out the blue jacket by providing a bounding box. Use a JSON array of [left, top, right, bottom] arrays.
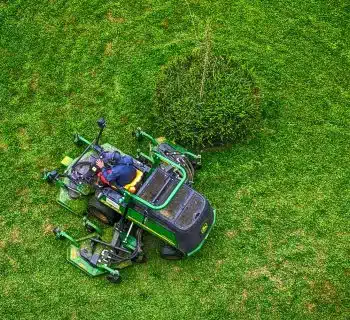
[[101, 155, 136, 187]]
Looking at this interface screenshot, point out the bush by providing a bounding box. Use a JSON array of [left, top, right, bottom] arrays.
[[153, 49, 262, 149]]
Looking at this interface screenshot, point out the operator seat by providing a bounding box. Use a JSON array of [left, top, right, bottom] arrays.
[[123, 169, 143, 193]]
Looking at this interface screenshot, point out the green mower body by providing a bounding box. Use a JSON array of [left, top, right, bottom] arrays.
[[45, 120, 216, 281]]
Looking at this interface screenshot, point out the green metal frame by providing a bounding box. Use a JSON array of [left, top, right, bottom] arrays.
[[134, 128, 159, 146], [56, 218, 138, 277], [134, 128, 201, 166], [123, 151, 187, 210], [45, 126, 217, 283], [74, 134, 188, 211], [52, 129, 214, 259], [83, 216, 103, 235], [54, 229, 80, 247]]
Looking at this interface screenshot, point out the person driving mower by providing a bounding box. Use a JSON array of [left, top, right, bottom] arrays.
[[96, 151, 136, 187]]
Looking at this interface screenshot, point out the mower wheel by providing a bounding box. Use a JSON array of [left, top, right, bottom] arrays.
[[52, 227, 62, 238], [88, 197, 118, 225], [106, 273, 122, 284], [132, 253, 147, 264], [73, 134, 83, 146], [160, 245, 184, 260], [85, 225, 95, 233]]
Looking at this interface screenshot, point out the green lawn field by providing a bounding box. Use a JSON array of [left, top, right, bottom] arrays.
[[1, 1, 349, 319]]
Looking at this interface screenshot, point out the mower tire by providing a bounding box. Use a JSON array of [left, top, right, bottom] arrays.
[[160, 245, 184, 260], [106, 273, 122, 284], [52, 227, 63, 239], [87, 197, 118, 225], [85, 224, 95, 233], [132, 253, 147, 264]]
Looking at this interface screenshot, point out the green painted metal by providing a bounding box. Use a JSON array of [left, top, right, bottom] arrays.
[[120, 231, 137, 251], [55, 179, 66, 189], [126, 208, 177, 246], [99, 264, 119, 276], [50, 128, 214, 274], [83, 217, 103, 235], [135, 128, 159, 146], [137, 149, 154, 164], [68, 134, 193, 212], [187, 209, 216, 256], [57, 199, 77, 215], [166, 140, 201, 161], [75, 134, 91, 146], [56, 230, 80, 247], [68, 244, 107, 277], [65, 231, 133, 277], [55, 132, 197, 250], [99, 195, 123, 214]]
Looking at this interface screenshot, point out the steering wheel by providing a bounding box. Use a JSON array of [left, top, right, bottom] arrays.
[[70, 161, 97, 184]]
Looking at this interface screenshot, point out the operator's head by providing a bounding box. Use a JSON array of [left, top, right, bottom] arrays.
[[101, 151, 121, 164]]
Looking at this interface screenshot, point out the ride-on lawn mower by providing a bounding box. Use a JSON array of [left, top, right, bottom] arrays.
[[44, 119, 216, 283]]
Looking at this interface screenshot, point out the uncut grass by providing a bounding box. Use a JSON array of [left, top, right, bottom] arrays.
[[1, 1, 349, 319]]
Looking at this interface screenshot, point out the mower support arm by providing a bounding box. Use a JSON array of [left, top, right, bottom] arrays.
[[53, 228, 80, 247], [134, 128, 159, 146]]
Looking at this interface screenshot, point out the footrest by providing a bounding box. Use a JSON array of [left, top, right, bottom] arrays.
[[61, 156, 73, 167]]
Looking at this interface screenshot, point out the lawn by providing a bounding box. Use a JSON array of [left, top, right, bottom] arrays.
[[0, 0, 349, 319]]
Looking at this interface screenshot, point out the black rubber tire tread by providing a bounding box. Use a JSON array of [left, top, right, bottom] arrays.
[[132, 253, 147, 264], [85, 225, 95, 233], [87, 196, 118, 225], [160, 245, 184, 260], [106, 274, 122, 284]]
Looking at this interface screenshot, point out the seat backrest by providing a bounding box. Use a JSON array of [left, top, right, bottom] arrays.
[[124, 169, 143, 193]]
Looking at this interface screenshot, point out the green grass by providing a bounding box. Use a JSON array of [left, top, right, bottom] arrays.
[[154, 49, 262, 148], [1, 1, 349, 319]]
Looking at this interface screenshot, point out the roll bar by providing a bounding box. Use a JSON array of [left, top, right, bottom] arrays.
[[122, 151, 187, 210]]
